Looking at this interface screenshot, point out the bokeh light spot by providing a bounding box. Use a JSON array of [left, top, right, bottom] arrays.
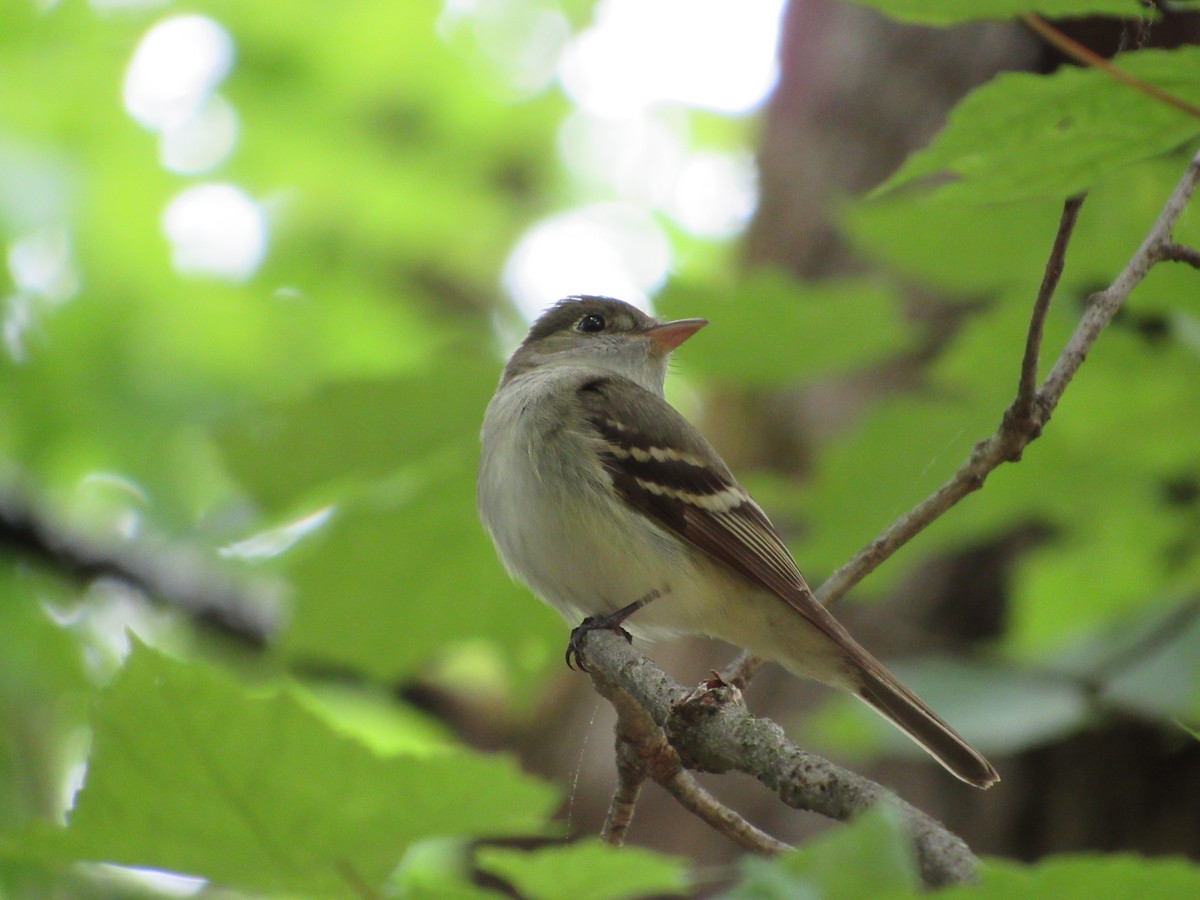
[[162, 184, 266, 281], [667, 151, 759, 238], [559, 0, 785, 117], [503, 203, 670, 320], [123, 15, 234, 131], [160, 94, 240, 175]]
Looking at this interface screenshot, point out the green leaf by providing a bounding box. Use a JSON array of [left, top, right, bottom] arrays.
[[1048, 602, 1200, 720], [52, 644, 558, 897], [658, 272, 916, 385], [843, 194, 1063, 295], [216, 350, 500, 512], [845, 0, 1148, 26], [940, 854, 1200, 898], [282, 456, 562, 685], [393, 838, 505, 899], [291, 681, 457, 756], [477, 840, 690, 900], [845, 152, 1200, 306], [876, 49, 1200, 203], [725, 804, 919, 900], [0, 572, 89, 835]]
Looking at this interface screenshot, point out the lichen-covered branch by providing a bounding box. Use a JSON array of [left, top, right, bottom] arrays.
[[581, 630, 980, 888], [594, 653, 789, 855]]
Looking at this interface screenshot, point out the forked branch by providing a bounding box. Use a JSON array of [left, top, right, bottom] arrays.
[[582, 630, 979, 888], [591, 145, 1200, 875]]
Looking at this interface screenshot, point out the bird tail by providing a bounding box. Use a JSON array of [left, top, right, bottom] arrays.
[[852, 654, 999, 789]]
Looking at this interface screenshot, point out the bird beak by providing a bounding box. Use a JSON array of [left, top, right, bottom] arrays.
[[642, 318, 708, 355]]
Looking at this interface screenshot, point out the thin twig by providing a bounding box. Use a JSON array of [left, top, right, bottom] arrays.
[[724, 194, 1084, 696], [724, 154, 1198, 687], [599, 686, 659, 845], [1022, 14, 1200, 119], [1012, 195, 1086, 425], [1039, 148, 1200, 411], [602, 751, 643, 847], [816, 146, 1200, 611], [1160, 242, 1200, 269], [662, 769, 792, 854]]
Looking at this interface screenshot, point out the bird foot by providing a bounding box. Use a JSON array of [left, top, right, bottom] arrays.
[[565, 613, 634, 673]]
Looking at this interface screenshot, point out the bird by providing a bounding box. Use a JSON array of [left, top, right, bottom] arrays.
[[477, 295, 998, 788]]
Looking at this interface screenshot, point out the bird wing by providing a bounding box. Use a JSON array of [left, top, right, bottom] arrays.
[[575, 375, 844, 642]]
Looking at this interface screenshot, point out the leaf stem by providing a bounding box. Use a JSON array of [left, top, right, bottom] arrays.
[[1022, 13, 1200, 119]]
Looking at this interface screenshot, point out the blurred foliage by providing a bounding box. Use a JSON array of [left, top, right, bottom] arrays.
[[722, 806, 1200, 898], [476, 841, 690, 900], [659, 273, 917, 384], [724, 805, 918, 900], [45, 643, 557, 897], [0, 0, 1199, 896]]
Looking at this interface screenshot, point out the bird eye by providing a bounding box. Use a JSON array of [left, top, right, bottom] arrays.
[[577, 313, 606, 333]]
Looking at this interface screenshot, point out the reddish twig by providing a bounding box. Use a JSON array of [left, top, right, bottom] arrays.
[[1022, 14, 1200, 119]]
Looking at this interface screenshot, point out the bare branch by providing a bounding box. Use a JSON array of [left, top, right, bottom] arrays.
[[817, 146, 1200, 611], [580, 629, 980, 888], [662, 769, 791, 855], [601, 686, 655, 846], [594, 656, 789, 854], [601, 751, 643, 847], [1161, 242, 1200, 269], [0, 488, 279, 645], [1039, 148, 1200, 411], [1013, 195, 1086, 423]]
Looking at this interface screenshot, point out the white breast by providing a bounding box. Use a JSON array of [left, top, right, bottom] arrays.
[[477, 366, 695, 636]]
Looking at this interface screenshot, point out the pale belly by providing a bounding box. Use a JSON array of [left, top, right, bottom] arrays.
[[478, 368, 705, 638]]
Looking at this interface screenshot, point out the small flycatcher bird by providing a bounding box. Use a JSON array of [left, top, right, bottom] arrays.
[[478, 296, 998, 788]]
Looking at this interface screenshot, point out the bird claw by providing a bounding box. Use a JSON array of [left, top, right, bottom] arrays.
[[565, 615, 633, 673]]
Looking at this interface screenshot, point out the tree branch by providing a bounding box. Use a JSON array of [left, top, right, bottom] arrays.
[[818, 146, 1200, 611], [601, 746, 643, 847], [662, 768, 791, 855], [580, 630, 980, 888], [625, 145, 1200, 864], [1160, 242, 1200, 269], [595, 658, 790, 855], [1013, 194, 1086, 424], [0, 488, 279, 646]]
